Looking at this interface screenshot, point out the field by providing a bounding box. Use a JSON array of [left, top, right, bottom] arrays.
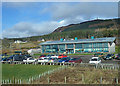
[[2, 64, 59, 80]]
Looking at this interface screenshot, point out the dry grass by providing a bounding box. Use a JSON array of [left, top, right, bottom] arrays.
[[33, 67, 118, 84]]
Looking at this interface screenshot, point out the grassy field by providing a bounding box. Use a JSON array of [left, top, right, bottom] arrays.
[[2, 64, 59, 80]]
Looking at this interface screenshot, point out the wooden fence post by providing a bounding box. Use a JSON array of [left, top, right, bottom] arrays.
[[64, 76, 66, 84], [100, 77, 102, 84], [82, 74, 84, 84], [116, 77, 118, 84], [48, 77, 50, 84]]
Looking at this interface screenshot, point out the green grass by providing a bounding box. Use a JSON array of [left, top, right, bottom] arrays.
[[2, 64, 59, 80], [114, 45, 120, 54]]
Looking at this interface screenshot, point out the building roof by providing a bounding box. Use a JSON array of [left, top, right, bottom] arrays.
[[40, 37, 116, 45]]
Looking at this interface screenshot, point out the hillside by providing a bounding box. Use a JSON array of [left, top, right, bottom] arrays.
[[3, 18, 120, 44], [53, 18, 119, 32]]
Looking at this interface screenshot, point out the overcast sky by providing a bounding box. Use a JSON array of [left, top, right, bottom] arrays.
[[2, 2, 118, 38]]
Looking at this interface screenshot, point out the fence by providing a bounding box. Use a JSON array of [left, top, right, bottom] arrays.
[[1, 66, 67, 84], [40, 76, 119, 84], [1, 61, 120, 70]]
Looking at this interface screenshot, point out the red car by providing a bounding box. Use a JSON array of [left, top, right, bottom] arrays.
[[69, 57, 82, 63], [58, 54, 67, 58], [39, 55, 46, 58]]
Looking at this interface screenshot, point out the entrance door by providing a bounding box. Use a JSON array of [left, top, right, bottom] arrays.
[[66, 49, 74, 54]]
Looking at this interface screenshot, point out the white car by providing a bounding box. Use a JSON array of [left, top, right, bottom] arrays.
[[51, 55, 59, 58], [23, 58, 37, 63], [38, 58, 50, 63], [89, 57, 101, 64]]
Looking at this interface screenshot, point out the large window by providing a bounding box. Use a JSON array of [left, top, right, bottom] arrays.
[[103, 43, 108, 48], [59, 44, 65, 53], [83, 43, 92, 48], [67, 44, 73, 49], [75, 44, 82, 49]]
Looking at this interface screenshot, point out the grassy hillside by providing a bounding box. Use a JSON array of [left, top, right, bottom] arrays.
[[53, 18, 119, 32]]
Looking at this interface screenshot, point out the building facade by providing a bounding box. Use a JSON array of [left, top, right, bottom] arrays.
[[40, 37, 116, 54]]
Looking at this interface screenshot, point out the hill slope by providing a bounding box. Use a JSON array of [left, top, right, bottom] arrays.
[[53, 18, 119, 32]]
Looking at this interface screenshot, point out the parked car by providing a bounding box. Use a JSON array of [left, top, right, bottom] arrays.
[[39, 55, 46, 58], [103, 54, 115, 60], [51, 55, 59, 58], [23, 58, 37, 63], [69, 57, 82, 63], [58, 57, 70, 63], [115, 54, 120, 60], [38, 58, 50, 63], [58, 54, 67, 58], [1, 57, 9, 62], [49, 58, 61, 63], [89, 57, 101, 64], [45, 55, 54, 58]]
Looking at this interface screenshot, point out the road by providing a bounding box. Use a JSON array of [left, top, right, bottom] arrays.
[[69, 55, 120, 64]]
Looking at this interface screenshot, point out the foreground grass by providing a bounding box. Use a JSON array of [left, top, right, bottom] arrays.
[[2, 64, 59, 80]]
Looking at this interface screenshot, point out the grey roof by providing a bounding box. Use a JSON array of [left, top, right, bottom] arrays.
[[40, 37, 116, 45]]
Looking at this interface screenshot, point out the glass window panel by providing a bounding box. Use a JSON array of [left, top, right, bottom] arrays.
[[67, 44, 73, 49]]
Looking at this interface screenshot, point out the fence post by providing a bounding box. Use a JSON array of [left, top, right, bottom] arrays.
[[64, 76, 66, 84], [82, 74, 84, 84], [116, 77, 118, 84], [100, 77, 102, 84], [48, 77, 50, 84]]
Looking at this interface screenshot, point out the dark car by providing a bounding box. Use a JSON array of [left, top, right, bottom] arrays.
[[116, 54, 120, 60], [58, 57, 70, 63], [104, 54, 115, 60], [69, 57, 82, 63], [1, 58, 8, 61], [7, 55, 15, 61], [13, 55, 26, 61]]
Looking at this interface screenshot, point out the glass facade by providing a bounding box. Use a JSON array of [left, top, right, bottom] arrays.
[[41, 42, 109, 53], [67, 44, 74, 49], [59, 44, 66, 53]]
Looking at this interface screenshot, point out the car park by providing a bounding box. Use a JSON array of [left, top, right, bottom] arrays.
[[103, 54, 115, 60], [69, 57, 82, 63], [58, 57, 70, 63], [89, 57, 101, 64]]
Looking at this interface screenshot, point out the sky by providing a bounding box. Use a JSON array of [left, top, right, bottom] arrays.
[[2, 2, 118, 38]]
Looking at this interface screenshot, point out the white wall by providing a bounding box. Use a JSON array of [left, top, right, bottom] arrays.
[[108, 42, 115, 53]]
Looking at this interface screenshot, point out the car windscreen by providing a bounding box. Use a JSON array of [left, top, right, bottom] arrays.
[[29, 58, 34, 60], [70, 58, 77, 60], [91, 58, 98, 61], [61, 58, 67, 60], [107, 54, 111, 56]]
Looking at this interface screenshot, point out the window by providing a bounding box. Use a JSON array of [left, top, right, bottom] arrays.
[[67, 44, 73, 49], [75, 44, 82, 48]]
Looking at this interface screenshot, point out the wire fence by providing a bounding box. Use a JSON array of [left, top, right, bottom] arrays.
[[2, 66, 67, 84]]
